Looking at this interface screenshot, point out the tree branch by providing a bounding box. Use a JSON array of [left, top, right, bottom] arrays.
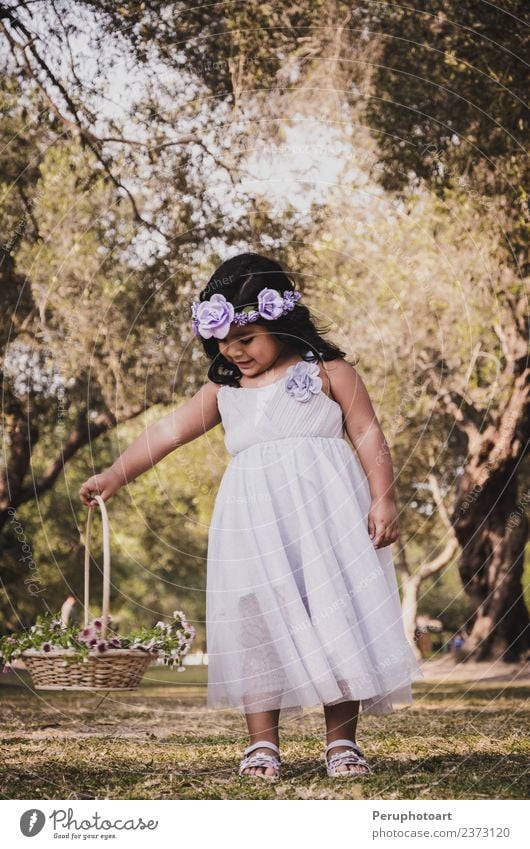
[[439, 387, 481, 448], [0, 11, 165, 235], [417, 536, 460, 581]]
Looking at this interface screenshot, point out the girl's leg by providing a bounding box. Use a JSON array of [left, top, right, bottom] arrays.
[[323, 700, 368, 774], [243, 709, 281, 776]]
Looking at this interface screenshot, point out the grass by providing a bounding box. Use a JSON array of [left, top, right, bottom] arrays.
[[1, 665, 528, 800]]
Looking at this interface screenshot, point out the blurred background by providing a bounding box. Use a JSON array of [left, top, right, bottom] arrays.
[[1, 0, 528, 667]]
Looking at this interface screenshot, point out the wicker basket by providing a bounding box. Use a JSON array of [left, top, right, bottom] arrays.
[[22, 494, 153, 690]]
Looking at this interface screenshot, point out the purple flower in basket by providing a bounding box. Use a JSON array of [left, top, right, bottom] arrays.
[[285, 360, 322, 403], [42, 642, 52, 653], [92, 615, 111, 630], [96, 641, 108, 653]]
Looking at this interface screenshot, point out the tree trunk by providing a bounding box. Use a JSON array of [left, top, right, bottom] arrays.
[[396, 465, 461, 661], [400, 570, 422, 661], [396, 535, 460, 660], [451, 460, 530, 662], [442, 289, 530, 662]]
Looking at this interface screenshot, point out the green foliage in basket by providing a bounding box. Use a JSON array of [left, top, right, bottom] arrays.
[[0, 609, 195, 670]]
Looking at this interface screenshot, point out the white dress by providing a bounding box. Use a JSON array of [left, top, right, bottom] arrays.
[[206, 355, 424, 716]]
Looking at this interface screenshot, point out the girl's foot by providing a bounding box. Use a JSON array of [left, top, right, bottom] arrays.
[[325, 739, 372, 777], [238, 740, 281, 780]]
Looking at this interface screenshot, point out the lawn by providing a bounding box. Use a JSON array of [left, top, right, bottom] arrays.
[[1, 665, 528, 800]]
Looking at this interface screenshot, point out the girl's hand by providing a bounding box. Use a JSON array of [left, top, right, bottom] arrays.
[[367, 496, 400, 549], [78, 469, 123, 507]]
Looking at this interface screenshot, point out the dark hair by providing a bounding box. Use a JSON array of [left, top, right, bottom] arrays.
[[195, 252, 350, 387]]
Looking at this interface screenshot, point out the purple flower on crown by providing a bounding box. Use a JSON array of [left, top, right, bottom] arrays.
[[257, 288, 285, 320], [191, 288, 302, 339], [283, 291, 301, 312], [285, 360, 322, 403], [191, 297, 201, 337], [193, 293, 235, 339], [233, 308, 260, 326]]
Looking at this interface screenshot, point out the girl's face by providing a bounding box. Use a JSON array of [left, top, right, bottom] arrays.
[[217, 324, 289, 376]]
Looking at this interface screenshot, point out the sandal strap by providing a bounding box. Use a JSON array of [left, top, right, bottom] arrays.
[[239, 740, 281, 776], [325, 738, 364, 758], [326, 749, 372, 776], [327, 751, 371, 770], [238, 752, 281, 776], [325, 739, 372, 774], [239, 753, 280, 770], [243, 740, 281, 759]]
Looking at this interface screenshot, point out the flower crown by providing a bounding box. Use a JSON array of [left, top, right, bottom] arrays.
[[191, 288, 301, 340]]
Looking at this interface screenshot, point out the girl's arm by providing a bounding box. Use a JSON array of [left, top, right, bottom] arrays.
[[79, 381, 221, 506], [322, 360, 400, 549]]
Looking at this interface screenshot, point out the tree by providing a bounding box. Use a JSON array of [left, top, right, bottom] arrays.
[[1, 0, 356, 629], [363, 0, 530, 660]]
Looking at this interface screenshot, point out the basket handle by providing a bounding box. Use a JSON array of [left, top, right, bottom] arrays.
[[83, 494, 111, 640]]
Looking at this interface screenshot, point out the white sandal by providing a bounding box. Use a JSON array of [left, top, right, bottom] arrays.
[[325, 739, 372, 778], [238, 740, 281, 782]]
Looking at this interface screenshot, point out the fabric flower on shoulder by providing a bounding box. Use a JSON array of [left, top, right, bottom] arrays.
[[285, 360, 322, 403]]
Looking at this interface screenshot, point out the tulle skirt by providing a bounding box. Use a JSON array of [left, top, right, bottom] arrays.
[[206, 436, 424, 716]]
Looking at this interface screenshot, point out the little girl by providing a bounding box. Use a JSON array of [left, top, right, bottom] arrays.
[[79, 252, 424, 781]]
